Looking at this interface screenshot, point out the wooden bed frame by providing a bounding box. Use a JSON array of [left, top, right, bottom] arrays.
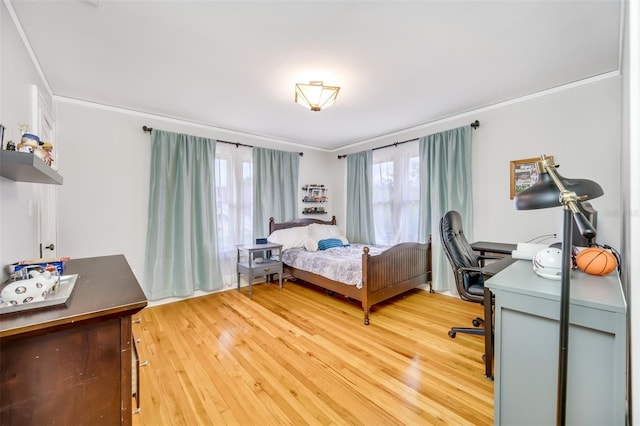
[[269, 216, 432, 325]]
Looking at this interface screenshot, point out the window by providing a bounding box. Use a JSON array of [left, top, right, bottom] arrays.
[[372, 141, 420, 246], [215, 143, 253, 286]]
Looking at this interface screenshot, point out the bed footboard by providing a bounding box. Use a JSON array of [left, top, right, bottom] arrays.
[[360, 239, 432, 324]]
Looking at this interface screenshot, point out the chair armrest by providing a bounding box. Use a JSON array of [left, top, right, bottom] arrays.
[[481, 256, 517, 277], [478, 254, 503, 261], [454, 266, 483, 287], [457, 266, 484, 274]]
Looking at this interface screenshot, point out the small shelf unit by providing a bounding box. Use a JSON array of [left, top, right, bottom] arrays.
[[302, 184, 327, 215], [0, 150, 63, 185]]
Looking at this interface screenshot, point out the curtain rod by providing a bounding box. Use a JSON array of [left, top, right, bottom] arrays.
[[337, 120, 480, 159], [142, 126, 303, 156]]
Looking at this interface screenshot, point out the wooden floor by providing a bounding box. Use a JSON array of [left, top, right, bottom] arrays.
[[132, 280, 493, 425]]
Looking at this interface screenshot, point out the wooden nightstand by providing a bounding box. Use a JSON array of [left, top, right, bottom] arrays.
[[236, 243, 283, 298]]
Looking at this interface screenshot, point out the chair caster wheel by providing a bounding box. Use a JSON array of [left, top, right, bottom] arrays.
[[448, 330, 456, 338], [473, 319, 482, 327]]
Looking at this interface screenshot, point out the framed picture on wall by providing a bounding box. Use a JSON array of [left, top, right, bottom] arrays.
[[510, 157, 549, 199]]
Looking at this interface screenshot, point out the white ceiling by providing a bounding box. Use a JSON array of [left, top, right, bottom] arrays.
[[8, 0, 621, 151]]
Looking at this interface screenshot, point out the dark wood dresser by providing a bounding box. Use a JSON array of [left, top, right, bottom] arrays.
[[0, 255, 147, 425]]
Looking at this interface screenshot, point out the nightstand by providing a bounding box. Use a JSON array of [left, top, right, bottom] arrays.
[[236, 242, 283, 298]]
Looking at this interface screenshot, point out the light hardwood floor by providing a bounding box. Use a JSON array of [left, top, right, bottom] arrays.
[[132, 281, 493, 425]]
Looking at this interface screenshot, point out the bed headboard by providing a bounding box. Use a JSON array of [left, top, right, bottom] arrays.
[[269, 216, 337, 234]]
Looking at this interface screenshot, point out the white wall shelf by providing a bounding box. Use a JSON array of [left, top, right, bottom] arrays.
[[0, 150, 63, 185], [301, 184, 327, 214]]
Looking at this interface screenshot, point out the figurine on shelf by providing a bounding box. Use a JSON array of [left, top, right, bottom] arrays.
[[16, 133, 48, 163], [42, 142, 54, 166], [5, 140, 16, 151], [17, 133, 40, 151]]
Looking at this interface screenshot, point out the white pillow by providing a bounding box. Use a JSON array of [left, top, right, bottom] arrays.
[[268, 226, 309, 251], [307, 223, 342, 241], [303, 238, 318, 252], [304, 228, 349, 251], [337, 236, 349, 245]]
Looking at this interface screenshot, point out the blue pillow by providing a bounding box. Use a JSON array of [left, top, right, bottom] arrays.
[[317, 238, 345, 251]]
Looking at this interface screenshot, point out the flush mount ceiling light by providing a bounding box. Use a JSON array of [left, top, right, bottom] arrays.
[[294, 81, 340, 112]]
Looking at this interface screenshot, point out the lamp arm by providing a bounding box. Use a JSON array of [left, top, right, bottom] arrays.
[[544, 163, 598, 240], [544, 163, 569, 194], [568, 203, 597, 240]]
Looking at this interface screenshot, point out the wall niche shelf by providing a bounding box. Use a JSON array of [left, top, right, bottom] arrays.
[[0, 150, 63, 185], [302, 209, 327, 215], [302, 185, 327, 203], [302, 184, 327, 215]]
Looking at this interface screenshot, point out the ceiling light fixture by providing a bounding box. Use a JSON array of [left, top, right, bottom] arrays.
[[294, 81, 340, 112]]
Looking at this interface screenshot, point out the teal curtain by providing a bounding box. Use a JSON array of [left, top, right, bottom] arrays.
[[144, 129, 223, 299], [418, 125, 473, 293], [252, 147, 299, 239], [346, 150, 376, 244]]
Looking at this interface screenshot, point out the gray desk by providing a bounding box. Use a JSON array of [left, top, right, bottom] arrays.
[[486, 260, 626, 425], [481, 256, 517, 379], [471, 241, 517, 256]]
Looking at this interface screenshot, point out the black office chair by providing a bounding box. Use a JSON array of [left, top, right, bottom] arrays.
[[440, 210, 500, 338]]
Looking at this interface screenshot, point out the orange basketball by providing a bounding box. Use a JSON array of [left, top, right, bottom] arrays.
[[575, 247, 617, 276]]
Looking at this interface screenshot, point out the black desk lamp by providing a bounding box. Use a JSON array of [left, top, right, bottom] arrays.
[[514, 155, 603, 426]]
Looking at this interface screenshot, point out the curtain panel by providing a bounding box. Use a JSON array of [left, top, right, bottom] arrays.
[[144, 129, 223, 299], [372, 141, 420, 246], [215, 144, 253, 287], [252, 147, 300, 239], [346, 150, 376, 244], [418, 125, 473, 293]]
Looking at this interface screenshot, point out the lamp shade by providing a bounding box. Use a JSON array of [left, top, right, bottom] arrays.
[[295, 81, 340, 111], [514, 156, 604, 210], [515, 171, 604, 210]]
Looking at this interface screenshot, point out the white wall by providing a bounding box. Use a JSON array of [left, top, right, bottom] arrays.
[[0, 3, 54, 281], [471, 77, 621, 248], [1, 0, 623, 292], [334, 76, 622, 249], [51, 75, 623, 298], [1, 0, 634, 415], [54, 100, 337, 287]]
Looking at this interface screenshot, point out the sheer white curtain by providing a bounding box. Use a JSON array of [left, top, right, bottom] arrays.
[[215, 143, 253, 287], [372, 141, 420, 246]]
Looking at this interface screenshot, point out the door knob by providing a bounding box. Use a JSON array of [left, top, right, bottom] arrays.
[[39, 243, 55, 258]]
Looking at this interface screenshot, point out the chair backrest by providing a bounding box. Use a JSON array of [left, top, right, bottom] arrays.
[[439, 210, 483, 301]]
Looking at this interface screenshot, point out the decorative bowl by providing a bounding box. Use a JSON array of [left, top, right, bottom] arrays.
[[1, 270, 58, 306]]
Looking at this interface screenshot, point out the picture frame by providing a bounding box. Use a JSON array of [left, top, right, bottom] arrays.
[[510, 156, 550, 199]]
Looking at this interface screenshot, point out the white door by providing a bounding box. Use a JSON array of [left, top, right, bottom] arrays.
[[32, 85, 58, 260]]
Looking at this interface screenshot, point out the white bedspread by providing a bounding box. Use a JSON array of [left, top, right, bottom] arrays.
[[280, 244, 386, 289]]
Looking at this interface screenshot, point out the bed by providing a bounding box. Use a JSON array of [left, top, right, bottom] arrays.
[[268, 216, 432, 325]]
